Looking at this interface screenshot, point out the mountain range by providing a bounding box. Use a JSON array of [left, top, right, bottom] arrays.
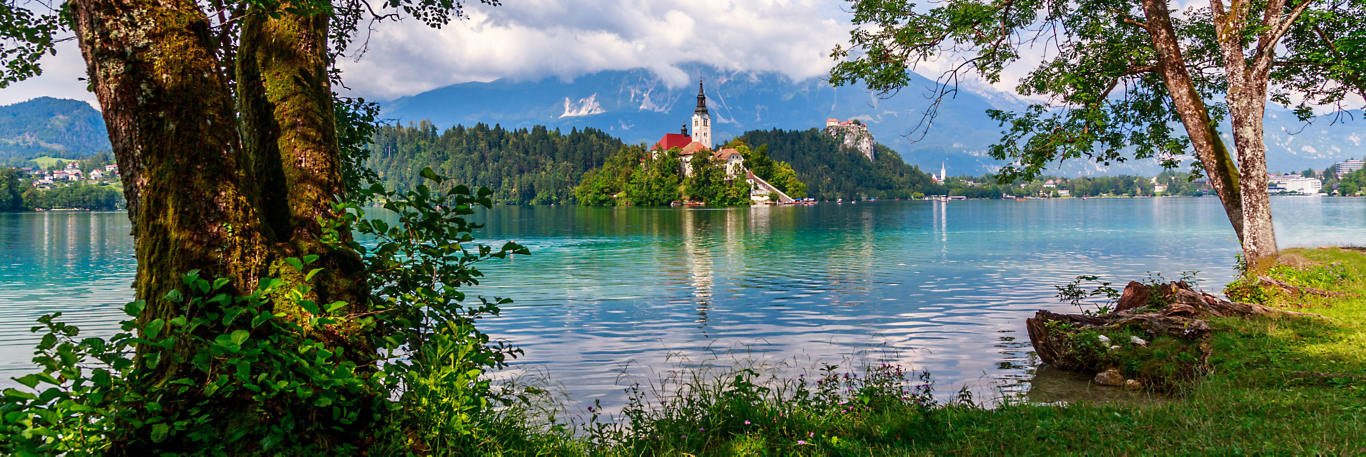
[[0, 97, 111, 160], [383, 64, 1366, 177]]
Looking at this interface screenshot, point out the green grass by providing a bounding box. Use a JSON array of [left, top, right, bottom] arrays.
[[26, 156, 67, 168], [428, 248, 1366, 455]]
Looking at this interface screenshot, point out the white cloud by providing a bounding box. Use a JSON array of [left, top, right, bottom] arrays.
[[336, 0, 849, 100], [0, 41, 99, 108]]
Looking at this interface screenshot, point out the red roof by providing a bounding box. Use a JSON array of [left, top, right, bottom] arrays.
[[680, 142, 709, 156], [654, 133, 693, 151]]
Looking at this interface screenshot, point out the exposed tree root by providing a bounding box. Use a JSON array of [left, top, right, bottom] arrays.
[[1027, 281, 1330, 392], [1256, 276, 1345, 298]]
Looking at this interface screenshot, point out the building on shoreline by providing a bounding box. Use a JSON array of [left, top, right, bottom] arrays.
[[1269, 173, 1323, 195]]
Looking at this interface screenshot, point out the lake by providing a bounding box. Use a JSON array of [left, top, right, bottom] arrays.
[[3, 197, 1363, 408]]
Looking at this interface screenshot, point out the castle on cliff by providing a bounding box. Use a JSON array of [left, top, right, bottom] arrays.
[[822, 118, 875, 161]]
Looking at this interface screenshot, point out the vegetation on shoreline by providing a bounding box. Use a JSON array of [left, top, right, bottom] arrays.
[[415, 248, 1366, 455], [368, 122, 623, 205]]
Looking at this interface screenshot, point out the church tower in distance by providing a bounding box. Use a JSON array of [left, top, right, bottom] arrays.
[[691, 79, 711, 149]]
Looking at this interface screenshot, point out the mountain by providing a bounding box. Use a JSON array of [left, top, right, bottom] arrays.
[[383, 64, 1366, 177], [0, 97, 110, 160]]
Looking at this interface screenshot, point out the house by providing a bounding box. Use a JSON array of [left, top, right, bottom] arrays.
[[90, 170, 104, 180], [104, 164, 118, 173]]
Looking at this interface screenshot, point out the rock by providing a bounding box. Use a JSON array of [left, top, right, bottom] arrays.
[[1097, 334, 1111, 345], [1094, 369, 1126, 386], [1129, 336, 1148, 347], [1115, 281, 1151, 312], [1124, 379, 1143, 390]]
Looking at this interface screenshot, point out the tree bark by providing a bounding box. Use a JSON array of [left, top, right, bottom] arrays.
[[236, 5, 370, 335], [1140, 0, 1245, 242], [69, 0, 273, 320], [1212, 0, 1281, 270]]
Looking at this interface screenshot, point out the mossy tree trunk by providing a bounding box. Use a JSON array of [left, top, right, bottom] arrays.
[[69, 0, 376, 447], [69, 0, 274, 321], [237, 4, 370, 330]]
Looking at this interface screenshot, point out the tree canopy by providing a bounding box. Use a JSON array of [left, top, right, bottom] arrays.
[[830, 0, 1366, 267]]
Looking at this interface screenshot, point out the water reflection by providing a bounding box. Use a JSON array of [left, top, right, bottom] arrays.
[[2, 198, 1364, 408]]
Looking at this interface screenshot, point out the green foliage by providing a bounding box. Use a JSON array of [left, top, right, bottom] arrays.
[[734, 142, 807, 199], [1055, 275, 1121, 315], [334, 95, 382, 204], [573, 144, 652, 206], [0, 7, 61, 89], [0, 168, 22, 211], [740, 129, 935, 200], [1, 168, 529, 454], [682, 153, 751, 206], [623, 148, 683, 206], [23, 182, 122, 210], [1338, 168, 1365, 196], [370, 122, 623, 205], [0, 265, 384, 455], [580, 359, 940, 455]]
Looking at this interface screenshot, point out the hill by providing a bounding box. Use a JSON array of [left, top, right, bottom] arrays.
[[367, 121, 623, 205], [0, 97, 110, 160], [739, 128, 938, 200], [382, 64, 1366, 176]]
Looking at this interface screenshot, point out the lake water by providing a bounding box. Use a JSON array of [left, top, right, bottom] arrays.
[[3, 197, 1363, 408]]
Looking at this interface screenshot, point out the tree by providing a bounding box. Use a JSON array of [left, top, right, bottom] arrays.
[[1302, 168, 1316, 178], [830, 0, 1365, 270], [2, 0, 499, 450], [0, 168, 23, 211]]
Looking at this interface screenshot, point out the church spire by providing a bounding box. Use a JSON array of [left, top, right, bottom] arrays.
[[695, 78, 708, 116]]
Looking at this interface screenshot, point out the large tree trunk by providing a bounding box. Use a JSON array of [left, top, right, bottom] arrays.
[[1212, 0, 1280, 270], [69, 0, 273, 321], [237, 6, 370, 322], [70, 0, 377, 451], [1140, 0, 1245, 242]]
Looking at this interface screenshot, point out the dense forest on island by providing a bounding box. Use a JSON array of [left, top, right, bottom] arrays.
[[573, 143, 780, 207], [368, 122, 623, 205]]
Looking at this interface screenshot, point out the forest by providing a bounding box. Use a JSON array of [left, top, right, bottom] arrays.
[[573, 143, 784, 207], [740, 128, 938, 200], [367, 122, 623, 205], [0, 97, 111, 160]]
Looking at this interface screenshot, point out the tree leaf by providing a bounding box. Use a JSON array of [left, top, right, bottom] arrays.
[[230, 329, 250, 346], [251, 312, 274, 329], [144, 319, 165, 340]]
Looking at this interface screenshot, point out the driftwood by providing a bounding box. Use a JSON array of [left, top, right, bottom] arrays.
[[1027, 281, 1329, 391]]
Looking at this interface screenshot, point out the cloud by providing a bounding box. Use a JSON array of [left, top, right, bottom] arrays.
[[336, 0, 849, 100], [0, 41, 99, 109]]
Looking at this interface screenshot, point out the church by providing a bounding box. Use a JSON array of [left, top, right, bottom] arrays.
[[652, 80, 745, 178]]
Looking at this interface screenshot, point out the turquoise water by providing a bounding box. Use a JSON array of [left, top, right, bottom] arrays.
[[3, 197, 1363, 407]]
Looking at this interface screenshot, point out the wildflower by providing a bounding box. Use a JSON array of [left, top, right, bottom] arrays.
[[798, 440, 807, 445], [700, 428, 705, 431], [809, 432, 815, 437], [745, 420, 751, 425], [587, 406, 594, 412]]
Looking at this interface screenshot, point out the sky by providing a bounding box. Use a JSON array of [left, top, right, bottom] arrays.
[[2, 0, 1353, 110], [0, 0, 863, 106]]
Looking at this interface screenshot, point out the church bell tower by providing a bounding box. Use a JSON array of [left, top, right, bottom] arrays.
[[691, 79, 711, 149]]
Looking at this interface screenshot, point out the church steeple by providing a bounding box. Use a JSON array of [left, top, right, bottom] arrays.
[[690, 78, 712, 149], [695, 79, 709, 116]]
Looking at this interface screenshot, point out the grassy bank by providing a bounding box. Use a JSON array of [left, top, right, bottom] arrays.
[[444, 247, 1366, 455]]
